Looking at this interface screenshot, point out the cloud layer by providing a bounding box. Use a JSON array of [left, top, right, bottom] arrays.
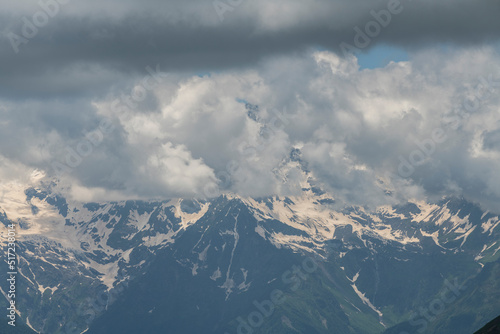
[[1, 0, 500, 98], [1, 45, 500, 211]]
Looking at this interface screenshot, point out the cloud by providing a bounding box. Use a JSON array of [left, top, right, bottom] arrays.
[[1, 0, 500, 98], [1, 46, 500, 212], [483, 129, 500, 151]]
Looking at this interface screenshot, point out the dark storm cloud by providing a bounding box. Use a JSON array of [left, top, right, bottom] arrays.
[[1, 0, 500, 98]]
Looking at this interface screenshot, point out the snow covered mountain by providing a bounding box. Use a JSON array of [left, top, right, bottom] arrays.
[[1, 165, 499, 334]]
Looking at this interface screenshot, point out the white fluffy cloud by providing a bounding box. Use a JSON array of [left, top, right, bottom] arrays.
[[1, 46, 500, 211]]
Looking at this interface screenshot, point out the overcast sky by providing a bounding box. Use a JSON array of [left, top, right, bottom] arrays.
[[1, 0, 500, 211]]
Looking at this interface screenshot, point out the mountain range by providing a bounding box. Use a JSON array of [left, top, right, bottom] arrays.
[[1, 158, 499, 334]]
